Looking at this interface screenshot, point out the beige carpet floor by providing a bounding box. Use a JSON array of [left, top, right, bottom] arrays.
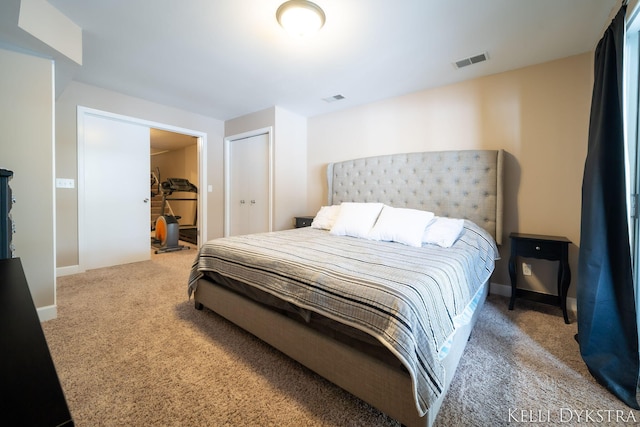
[[42, 248, 638, 426]]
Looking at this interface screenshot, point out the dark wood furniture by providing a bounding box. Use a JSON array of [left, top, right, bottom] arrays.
[[508, 232, 572, 323], [294, 215, 314, 228], [0, 257, 74, 426], [0, 168, 14, 259]]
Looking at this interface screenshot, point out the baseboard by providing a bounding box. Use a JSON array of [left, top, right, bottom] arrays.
[[37, 304, 57, 322], [490, 282, 577, 317], [57, 265, 82, 277]]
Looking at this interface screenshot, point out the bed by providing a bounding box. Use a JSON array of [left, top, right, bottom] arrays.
[[188, 149, 503, 427]]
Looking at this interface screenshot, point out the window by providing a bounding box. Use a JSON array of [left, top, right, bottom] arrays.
[[624, 3, 640, 329]]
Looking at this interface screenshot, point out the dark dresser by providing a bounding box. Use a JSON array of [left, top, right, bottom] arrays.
[[0, 257, 74, 426]]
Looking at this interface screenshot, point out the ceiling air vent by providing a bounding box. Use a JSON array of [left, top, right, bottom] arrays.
[[454, 52, 489, 69], [322, 94, 345, 103]]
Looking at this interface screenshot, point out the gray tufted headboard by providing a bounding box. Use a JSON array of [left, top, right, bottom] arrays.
[[327, 150, 504, 244]]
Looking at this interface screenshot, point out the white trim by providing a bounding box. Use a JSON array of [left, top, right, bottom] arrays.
[[37, 304, 57, 322], [77, 106, 208, 272], [625, 2, 640, 337], [197, 134, 207, 245], [56, 264, 82, 277], [77, 106, 86, 270], [51, 58, 58, 317], [628, 1, 640, 33], [223, 127, 274, 237]]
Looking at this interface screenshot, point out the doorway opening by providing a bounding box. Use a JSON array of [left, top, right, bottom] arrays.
[[77, 106, 207, 272], [150, 128, 199, 251]]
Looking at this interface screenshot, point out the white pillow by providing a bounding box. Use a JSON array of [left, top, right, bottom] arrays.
[[330, 202, 384, 239], [422, 217, 465, 248], [311, 205, 341, 230], [368, 206, 435, 247]]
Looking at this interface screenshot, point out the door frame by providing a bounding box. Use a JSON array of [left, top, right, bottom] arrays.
[[625, 6, 640, 332], [223, 127, 274, 236], [77, 106, 208, 272]]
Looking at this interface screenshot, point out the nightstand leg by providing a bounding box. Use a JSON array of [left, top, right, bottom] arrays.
[[558, 260, 571, 324], [508, 254, 517, 310]]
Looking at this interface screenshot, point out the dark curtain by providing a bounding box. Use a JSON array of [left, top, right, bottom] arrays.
[[578, 4, 639, 409]]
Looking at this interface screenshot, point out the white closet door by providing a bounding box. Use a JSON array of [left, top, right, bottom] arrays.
[[247, 133, 269, 234], [83, 114, 150, 269], [228, 133, 270, 236]]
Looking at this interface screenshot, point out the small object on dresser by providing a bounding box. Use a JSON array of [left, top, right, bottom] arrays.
[[508, 232, 572, 324], [295, 216, 315, 228]]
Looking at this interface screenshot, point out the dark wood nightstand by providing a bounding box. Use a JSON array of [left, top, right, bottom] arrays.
[[508, 232, 572, 324], [295, 216, 315, 228]]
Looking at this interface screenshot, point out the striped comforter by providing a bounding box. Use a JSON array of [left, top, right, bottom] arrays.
[[188, 221, 499, 415]]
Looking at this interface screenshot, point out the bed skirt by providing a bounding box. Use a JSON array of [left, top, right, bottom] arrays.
[[193, 277, 489, 427]]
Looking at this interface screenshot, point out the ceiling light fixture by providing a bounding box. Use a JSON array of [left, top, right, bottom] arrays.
[[276, 0, 326, 37]]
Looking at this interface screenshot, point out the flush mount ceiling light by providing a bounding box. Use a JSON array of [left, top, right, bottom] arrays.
[[276, 0, 326, 37]]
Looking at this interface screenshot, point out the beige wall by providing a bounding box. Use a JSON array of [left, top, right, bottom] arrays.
[[0, 48, 56, 314], [225, 107, 275, 138], [56, 81, 224, 268], [274, 106, 308, 228], [307, 53, 593, 296]]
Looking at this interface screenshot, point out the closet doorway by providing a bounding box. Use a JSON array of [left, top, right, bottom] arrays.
[[150, 129, 199, 246], [77, 106, 207, 272], [224, 128, 273, 236]]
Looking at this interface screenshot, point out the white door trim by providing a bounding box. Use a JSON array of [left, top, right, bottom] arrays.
[[223, 127, 274, 237], [77, 106, 208, 272]]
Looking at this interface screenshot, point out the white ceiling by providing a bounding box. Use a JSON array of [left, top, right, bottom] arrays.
[[0, 0, 620, 121]]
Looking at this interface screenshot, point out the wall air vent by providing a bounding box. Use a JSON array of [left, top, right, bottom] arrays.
[[322, 94, 345, 103], [454, 52, 489, 69]]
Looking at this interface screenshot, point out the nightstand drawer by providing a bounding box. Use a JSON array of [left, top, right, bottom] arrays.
[[514, 239, 562, 260], [295, 216, 314, 228]]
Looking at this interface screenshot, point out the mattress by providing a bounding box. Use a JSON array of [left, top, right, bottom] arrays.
[[188, 221, 499, 414]]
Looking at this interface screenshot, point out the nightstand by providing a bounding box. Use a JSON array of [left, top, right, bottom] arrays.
[[295, 216, 315, 228], [508, 232, 572, 324]]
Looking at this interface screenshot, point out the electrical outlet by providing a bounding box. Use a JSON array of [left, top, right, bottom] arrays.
[[56, 178, 75, 189], [522, 263, 532, 276]]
